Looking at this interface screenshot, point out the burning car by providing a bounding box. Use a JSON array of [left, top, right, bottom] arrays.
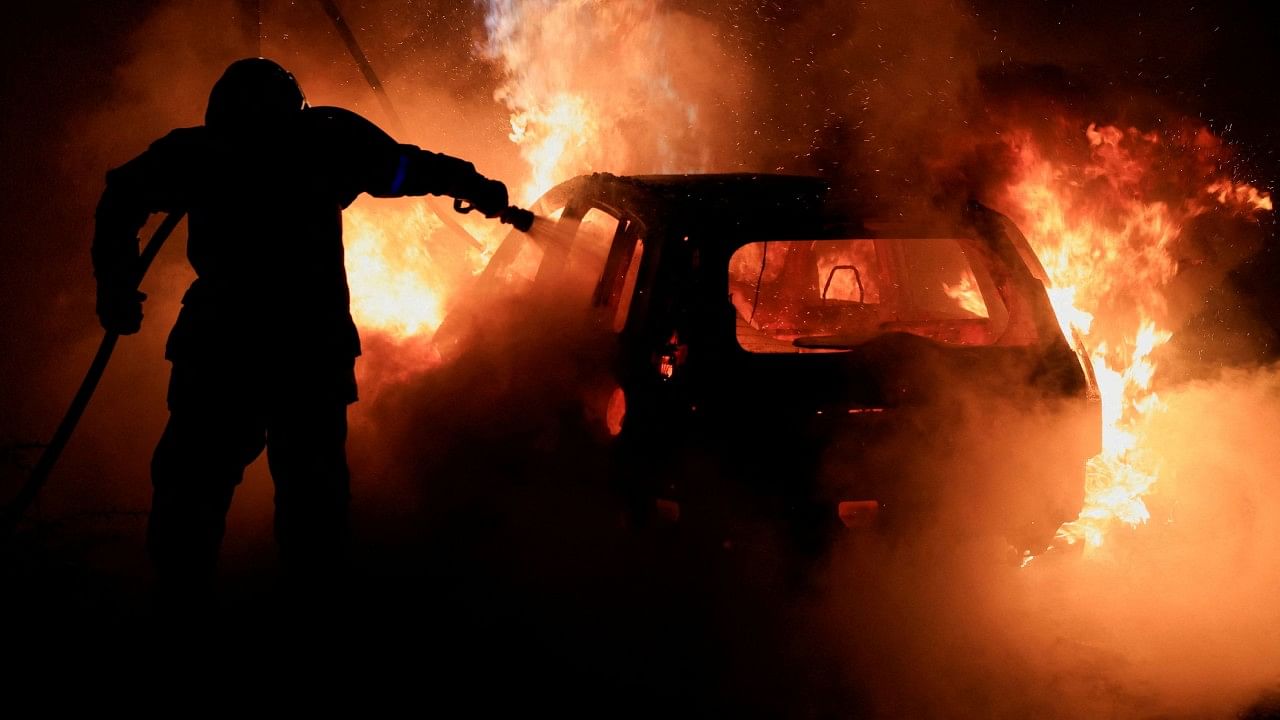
[[439, 173, 1101, 555]]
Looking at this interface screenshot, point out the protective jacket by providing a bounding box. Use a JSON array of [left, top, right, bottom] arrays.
[[92, 106, 493, 375]]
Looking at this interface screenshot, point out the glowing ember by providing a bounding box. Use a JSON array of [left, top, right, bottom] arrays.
[[999, 123, 1272, 551]]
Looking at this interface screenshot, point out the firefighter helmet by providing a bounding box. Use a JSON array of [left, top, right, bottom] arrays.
[[205, 58, 307, 132]]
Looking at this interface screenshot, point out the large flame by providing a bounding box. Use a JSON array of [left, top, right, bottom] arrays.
[[344, 200, 509, 344], [345, 203, 448, 339], [344, 0, 737, 346], [999, 123, 1272, 551], [481, 0, 739, 203]]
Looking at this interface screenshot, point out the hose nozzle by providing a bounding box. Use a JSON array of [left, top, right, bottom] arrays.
[[453, 198, 536, 233], [499, 206, 535, 233]]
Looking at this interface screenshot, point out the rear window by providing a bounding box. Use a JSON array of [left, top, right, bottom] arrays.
[[728, 238, 1022, 353]]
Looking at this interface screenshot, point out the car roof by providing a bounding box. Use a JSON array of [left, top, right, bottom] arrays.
[[546, 172, 993, 243], [545, 172, 827, 228], [612, 172, 830, 199]]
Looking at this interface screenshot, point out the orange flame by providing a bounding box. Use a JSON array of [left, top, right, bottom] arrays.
[[344, 200, 507, 344], [345, 203, 448, 339], [1206, 180, 1274, 212], [482, 0, 739, 203], [1001, 123, 1272, 551], [943, 275, 988, 317]]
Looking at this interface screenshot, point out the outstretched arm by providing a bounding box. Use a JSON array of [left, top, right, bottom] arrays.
[[326, 107, 511, 216], [372, 146, 510, 217], [92, 130, 191, 334]]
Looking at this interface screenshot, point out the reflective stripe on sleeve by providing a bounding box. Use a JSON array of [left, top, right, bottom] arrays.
[[389, 153, 411, 194]]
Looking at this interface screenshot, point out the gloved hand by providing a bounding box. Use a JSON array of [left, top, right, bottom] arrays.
[[467, 178, 510, 219], [96, 285, 146, 335]]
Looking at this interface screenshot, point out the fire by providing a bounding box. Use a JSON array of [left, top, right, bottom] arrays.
[[943, 275, 988, 317], [344, 200, 500, 343], [1206, 180, 1274, 212], [481, 0, 740, 203], [999, 123, 1272, 551], [342, 1, 737, 348], [504, 91, 600, 203], [334, 4, 1277, 558], [345, 203, 446, 339]]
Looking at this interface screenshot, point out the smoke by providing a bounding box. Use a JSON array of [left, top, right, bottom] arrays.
[[797, 367, 1280, 718]]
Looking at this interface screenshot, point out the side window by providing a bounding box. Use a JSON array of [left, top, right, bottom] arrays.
[[487, 205, 561, 290], [591, 218, 646, 334], [492, 200, 645, 331], [496, 238, 546, 287], [730, 237, 1021, 352], [562, 208, 621, 303], [613, 237, 645, 332]]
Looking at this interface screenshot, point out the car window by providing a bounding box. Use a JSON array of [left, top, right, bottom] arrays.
[[495, 238, 546, 287], [728, 237, 1021, 353], [900, 238, 991, 319], [563, 208, 620, 303], [487, 205, 563, 290], [486, 204, 623, 307], [490, 201, 644, 332], [613, 236, 645, 333]]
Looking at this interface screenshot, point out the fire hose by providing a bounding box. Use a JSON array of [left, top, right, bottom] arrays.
[[1, 212, 185, 538]]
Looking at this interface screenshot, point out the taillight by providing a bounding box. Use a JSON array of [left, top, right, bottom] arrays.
[[653, 331, 687, 380], [837, 500, 880, 529], [606, 386, 626, 436]]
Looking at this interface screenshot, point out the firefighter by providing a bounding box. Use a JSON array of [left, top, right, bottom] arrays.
[[92, 58, 511, 601]]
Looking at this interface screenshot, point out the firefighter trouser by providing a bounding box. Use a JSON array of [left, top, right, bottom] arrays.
[[148, 360, 354, 593]]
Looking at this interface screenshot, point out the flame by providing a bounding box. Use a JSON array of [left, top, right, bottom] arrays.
[[942, 275, 988, 317], [481, 0, 737, 203], [504, 91, 600, 203], [344, 200, 503, 343], [1206, 180, 1274, 212], [999, 123, 1272, 551], [341, 1, 736, 348], [345, 203, 447, 338]]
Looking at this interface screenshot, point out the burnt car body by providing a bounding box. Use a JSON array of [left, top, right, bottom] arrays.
[[440, 173, 1101, 554]]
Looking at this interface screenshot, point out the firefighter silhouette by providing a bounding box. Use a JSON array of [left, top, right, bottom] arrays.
[[92, 58, 511, 598]]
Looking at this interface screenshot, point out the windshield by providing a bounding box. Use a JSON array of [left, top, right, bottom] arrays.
[[728, 237, 1025, 353]]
